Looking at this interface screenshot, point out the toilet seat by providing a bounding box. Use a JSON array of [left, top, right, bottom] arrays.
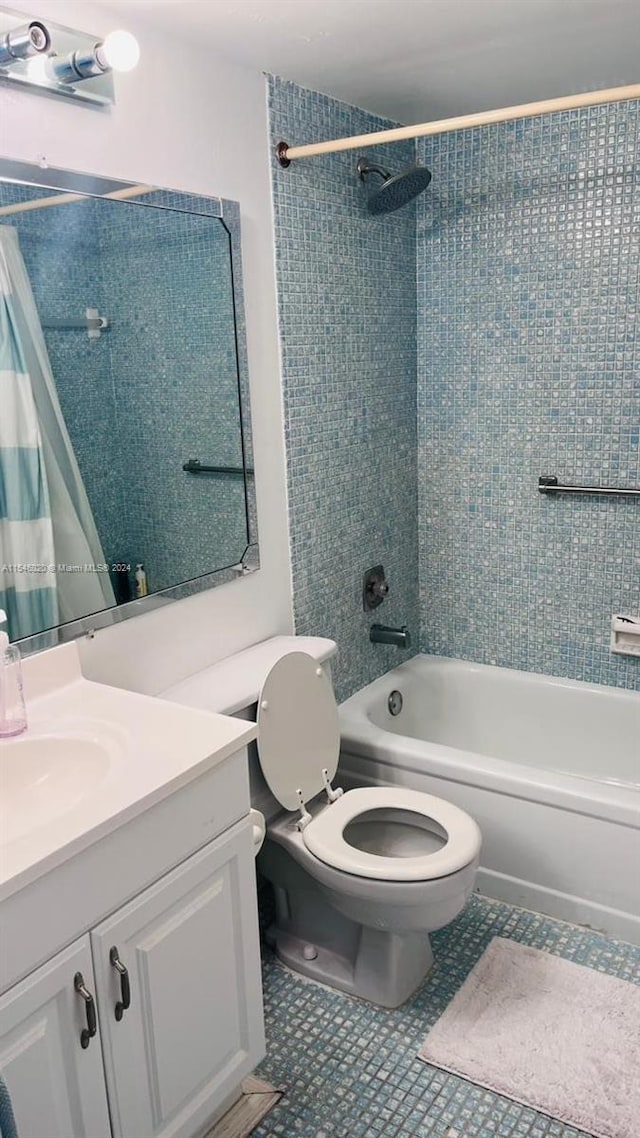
[[256, 652, 481, 883], [302, 786, 480, 882]]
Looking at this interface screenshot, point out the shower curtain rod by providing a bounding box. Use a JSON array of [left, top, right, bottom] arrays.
[[276, 83, 640, 165], [0, 183, 155, 217]]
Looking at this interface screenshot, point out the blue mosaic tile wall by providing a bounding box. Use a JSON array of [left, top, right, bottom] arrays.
[[416, 101, 640, 689], [269, 76, 419, 702], [269, 86, 639, 695]]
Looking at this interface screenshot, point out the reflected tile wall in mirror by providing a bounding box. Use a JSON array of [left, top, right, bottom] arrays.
[[0, 173, 256, 643]]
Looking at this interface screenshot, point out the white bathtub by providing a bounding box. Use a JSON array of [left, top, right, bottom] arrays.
[[338, 655, 640, 944]]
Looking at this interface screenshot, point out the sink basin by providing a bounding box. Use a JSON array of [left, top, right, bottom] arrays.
[[0, 640, 258, 905], [0, 735, 112, 844]]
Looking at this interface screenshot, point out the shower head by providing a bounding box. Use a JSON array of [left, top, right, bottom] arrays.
[[356, 157, 432, 215]]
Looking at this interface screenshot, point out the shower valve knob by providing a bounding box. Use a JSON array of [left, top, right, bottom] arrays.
[[363, 565, 389, 611]]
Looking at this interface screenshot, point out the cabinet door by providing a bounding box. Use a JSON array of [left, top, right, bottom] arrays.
[[0, 936, 111, 1138], [92, 817, 265, 1138]]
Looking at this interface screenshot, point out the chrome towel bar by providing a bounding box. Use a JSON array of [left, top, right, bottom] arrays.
[[539, 475, 640, 498], [182, 459, 254, 478], [42, 316, 107, 331]]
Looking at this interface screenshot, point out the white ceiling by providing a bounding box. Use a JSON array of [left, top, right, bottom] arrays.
[[100, 0, 640, 124]]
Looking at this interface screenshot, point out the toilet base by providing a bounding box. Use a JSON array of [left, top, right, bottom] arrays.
[[267, 921, 434, 1008], [260, 836, 436, 1007]]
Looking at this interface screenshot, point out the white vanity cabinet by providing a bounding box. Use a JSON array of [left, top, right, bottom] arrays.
[[0, 937, 111, 1138], [0, 751, 265, 1138], [92, 820, 263, 1138]]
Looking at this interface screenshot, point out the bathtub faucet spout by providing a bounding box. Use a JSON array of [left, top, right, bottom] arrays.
[[370, 623, 411, 649]]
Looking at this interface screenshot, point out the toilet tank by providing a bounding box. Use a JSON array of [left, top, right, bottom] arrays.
[[161, 636, 338, 821]]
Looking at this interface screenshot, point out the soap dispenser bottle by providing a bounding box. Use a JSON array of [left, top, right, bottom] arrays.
[[0, 609, 27, 737], [135, 564, 148, 598]]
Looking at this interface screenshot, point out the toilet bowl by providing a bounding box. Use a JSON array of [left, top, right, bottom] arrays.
[[255, 651, 482, 1007]]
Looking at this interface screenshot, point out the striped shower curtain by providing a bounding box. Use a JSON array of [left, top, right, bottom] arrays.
[[0, 229, 58, 637], [0, 226, 114, 640]]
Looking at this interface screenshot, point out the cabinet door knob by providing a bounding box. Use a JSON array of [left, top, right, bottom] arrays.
[[74, 972, 97, 1049], [109, 946, 131, 1020]]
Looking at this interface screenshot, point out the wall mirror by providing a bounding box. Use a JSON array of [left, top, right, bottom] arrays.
[[0, 159, 258, 647]]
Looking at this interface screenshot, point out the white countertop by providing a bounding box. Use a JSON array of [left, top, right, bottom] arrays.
[[0, 643, 257, 902]]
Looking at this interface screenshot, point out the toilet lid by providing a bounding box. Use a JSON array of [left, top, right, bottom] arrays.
[[257, 652, 340, 811]]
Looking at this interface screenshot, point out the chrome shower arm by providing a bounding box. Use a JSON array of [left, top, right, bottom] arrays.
[[356, 158, 390, 182]]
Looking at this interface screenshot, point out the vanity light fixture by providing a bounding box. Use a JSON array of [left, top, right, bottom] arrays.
[[0, 8, 139, 105]]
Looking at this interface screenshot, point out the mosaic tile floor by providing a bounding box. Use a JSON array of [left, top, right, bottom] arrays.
[[254, 893, 640, 1138]]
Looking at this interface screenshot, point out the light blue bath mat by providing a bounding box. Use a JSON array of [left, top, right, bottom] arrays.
[[419, 936, 640, 1138]]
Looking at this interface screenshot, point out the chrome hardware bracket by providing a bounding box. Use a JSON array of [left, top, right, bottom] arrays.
[[322, 768, 343, 803], [296, 789, 312, 831]]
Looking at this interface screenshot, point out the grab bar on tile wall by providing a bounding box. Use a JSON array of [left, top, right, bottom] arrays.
[[538, 476, 640, 498], [42, 316, 107, 331], [182, 459, 254, 478]]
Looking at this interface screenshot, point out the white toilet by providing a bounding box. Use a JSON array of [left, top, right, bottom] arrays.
[[253, 650, 482, 1008]]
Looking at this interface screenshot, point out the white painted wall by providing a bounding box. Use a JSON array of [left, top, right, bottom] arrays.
[[0, 0, 293, 694]]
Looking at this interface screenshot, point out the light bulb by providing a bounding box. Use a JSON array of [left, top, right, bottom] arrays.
[[97, 29, 139, 73]]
